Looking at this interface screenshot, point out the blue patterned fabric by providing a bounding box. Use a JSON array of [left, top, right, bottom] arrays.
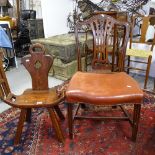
[[0, 26, 12, 49]]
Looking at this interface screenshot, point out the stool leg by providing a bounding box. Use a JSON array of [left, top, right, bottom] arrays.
[[26, 108, 32, 123], [67, 103, 73, 139], [54, 105, 65, 120], [132, 104, 141, 141], [14, 109, 27, 145], [47, 108, 64, 143], [144, 55, 152, 89]]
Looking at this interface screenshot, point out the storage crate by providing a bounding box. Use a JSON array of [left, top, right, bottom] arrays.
[[49, 57, 86, 80], [32, 33, 93, 63]]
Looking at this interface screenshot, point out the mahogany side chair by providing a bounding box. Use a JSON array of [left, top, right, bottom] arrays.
[[126, 15, 155, 89], [66, 14, 144, 141], [0, 43, 65, 145]]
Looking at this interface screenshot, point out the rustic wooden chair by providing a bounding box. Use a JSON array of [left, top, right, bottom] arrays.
[[126, 15, 155, 89], [0, 43, 65, 145], [66, 14, 144, 141]]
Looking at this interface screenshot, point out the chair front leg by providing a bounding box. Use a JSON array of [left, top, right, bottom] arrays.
[[47, 108, 64, 143], [67, 103, 73, 139], [14, 109, 27, 145], [132, 104, 141, 141], [26, 108, 32, 123], [54, 105, 65, 120]]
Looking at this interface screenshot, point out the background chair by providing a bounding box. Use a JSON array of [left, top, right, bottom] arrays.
[[126, 15, 155, 89], [0, 43, 65, 145], [66, 14, 143, 141]]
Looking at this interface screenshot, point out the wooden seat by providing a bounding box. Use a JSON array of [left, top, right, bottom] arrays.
[[126, 15, 155, 89], [66, 14, 144, 141], [0, 43, 65, 145]]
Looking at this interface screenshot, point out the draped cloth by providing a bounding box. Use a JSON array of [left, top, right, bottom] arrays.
[[0, 26, 12, 49]]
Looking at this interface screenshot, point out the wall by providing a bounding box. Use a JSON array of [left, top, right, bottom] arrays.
[[29, 0, 42, 18], [41, 0, 73, 37], [40, 0, 155, 77]]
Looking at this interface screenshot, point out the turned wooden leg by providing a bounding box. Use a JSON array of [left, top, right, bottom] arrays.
[[26, 108, 32, 123], [54, 105, 65, 120], [14, 109, 27, 145], [67, 103, 73, 139], [132, 104, 141, 141], [47, 108, 64, 143], [144, 55, 152, 89]]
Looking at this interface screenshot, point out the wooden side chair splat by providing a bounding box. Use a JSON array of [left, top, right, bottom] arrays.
[[83, 13, 129, 72], [0, 44, 65, 145]]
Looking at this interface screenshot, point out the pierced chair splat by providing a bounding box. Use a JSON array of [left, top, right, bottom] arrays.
[[66, 14, 144, 142], [1, 43, 65, 145], [80, 14, 129, 72]]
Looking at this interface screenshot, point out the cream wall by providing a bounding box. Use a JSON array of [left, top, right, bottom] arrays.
[[41, 0, 73, 37]]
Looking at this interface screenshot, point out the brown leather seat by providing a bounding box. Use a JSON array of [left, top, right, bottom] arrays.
[[66, 71, 143, 142], [66, 71, 143, 105], [66, 14, 144, 142]]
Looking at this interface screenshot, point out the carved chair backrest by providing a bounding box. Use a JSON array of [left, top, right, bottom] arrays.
[[75, 14, 129, 71], [129, 15, 155, 51], [21, 43, 53, 90], [117, 11, 128, 22], [0, 51, 11, 99], [93, 11, 128, 22], [92, 11, 117, 19]]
